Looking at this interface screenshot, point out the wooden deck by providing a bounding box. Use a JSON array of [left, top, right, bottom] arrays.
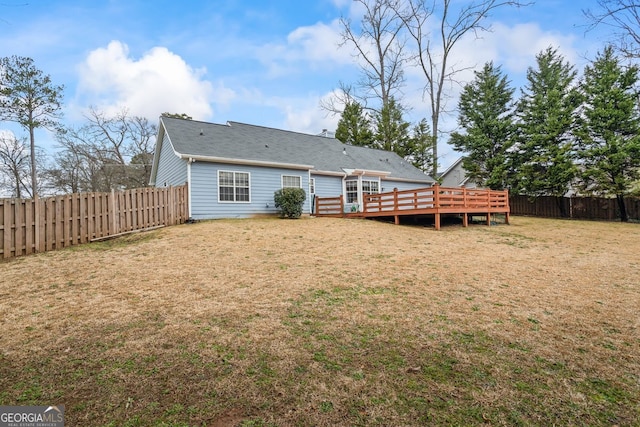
[[314, 184, 510, 230]]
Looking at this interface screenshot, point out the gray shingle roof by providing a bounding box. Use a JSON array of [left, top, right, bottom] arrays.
[[161, 117, 433, 182]]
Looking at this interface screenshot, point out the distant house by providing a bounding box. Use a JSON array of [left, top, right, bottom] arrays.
[[438, 157, 481, 189], [149, 117, 434, 219]]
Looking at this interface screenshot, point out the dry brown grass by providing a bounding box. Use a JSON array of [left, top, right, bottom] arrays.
[[1, 216, 639, 426]]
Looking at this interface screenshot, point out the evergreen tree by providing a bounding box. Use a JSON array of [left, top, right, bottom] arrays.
[[576, 46, 640, 222], [449, 62, 516, 189], [513, 47, 581, 215], [335, 101, 374, 147], [372, 97, 410, 153], [405, 119, 434, 173], [0, 56, 64, 197]]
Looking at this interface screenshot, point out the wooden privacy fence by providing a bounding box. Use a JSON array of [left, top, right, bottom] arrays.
[[1, 185, 188, 260], [510, 194, 640, 221]]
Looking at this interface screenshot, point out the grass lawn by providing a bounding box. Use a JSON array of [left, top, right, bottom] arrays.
[[1, 216, 639, 426]]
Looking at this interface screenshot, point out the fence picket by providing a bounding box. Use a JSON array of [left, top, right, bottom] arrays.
[[510, 194, 639, 220], [0, 185, 188, 261]]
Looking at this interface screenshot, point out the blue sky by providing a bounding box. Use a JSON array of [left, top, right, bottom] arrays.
[[0, 0, 613, 168]]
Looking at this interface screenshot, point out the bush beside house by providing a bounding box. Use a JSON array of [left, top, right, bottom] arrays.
[[274, 188, 306, 219]]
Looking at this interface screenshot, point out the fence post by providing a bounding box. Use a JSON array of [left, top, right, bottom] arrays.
[[33, 195, 40, 253]]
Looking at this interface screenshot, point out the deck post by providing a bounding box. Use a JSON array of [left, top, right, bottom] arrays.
[[462, 187, 468, 227], [434, 184, 440, 230], [486, 193, 490, 226], [339, 195, 344, 217], [393, 188, 398, 211], [505, 190, 510, 225]]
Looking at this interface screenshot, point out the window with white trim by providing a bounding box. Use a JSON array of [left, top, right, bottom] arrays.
[[362, 179, 380, 196], [282, 175, 302, 188], [218, 171, 250, 202], [346, 180, 358, 203], [309, 178, 315, 195]]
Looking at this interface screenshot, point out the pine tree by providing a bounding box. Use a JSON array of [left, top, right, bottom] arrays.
[[449, 62, 516, 189], [513, 47, 581, 216], [372, 97, 410, 153], [335, 101, 374, 147], [405, 119, 433, 173], [0, 56, 64, 198], [576, 46, 640, 222]]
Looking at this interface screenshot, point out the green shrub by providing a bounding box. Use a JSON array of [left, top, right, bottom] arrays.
[[274, 188, 306, 219]]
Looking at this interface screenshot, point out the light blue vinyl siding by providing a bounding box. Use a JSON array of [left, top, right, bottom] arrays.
[[154, 134, 187, 187], [381, 179, 431, 192], [310, 174, 343, 197], [190, 161, 311, 219]]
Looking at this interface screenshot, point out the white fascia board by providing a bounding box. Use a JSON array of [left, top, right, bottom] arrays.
[[440, 156, 464, 177], [353, 169, 391, 177], [311, 169, 348, 177], [341, 168, 391, 177], [179, 154, 313, 170]]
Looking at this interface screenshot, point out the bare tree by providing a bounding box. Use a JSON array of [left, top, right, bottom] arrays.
[[325, 0, 407, 116], [395, 0, 528, 177], [49, 107, 156, 193], [584, 0, 640, 58], [0, 132, 30, 198], [320, 81, 358, 116]]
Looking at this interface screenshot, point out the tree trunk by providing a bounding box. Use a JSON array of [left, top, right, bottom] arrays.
[[616, 194, 628, 222], [29, 124, 37, 198]]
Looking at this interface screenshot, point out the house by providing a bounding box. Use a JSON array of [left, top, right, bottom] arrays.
[[438, 157, 481, 189], [149, 116, 434, 219]]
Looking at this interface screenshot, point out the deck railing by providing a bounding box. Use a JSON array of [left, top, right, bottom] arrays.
[[315, 184, 509, 230], [314, 195, 344, 217]]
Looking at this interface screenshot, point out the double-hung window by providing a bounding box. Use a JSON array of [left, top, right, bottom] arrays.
[[346, 180, 358, 203], [218, 171, 250, 202], [362, 180, 379, 196], [309, 178, 315, 195], [346, 179, 379, 204], [282, 175, 302, 188]]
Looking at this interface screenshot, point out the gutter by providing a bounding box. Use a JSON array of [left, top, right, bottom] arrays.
[[179, 153, 313, 170]]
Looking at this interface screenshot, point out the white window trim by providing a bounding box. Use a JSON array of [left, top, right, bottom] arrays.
[[281, 174, 302, 188], [309, 178, 315, 195], [218, 170, 251, 203], [346, 179, 358, 204], [345, 177, 381, 208], [362, 179, 380, 195]]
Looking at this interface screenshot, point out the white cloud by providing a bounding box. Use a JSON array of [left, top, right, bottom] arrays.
[[75, 41, 230, 121], [489, 23, 580, 74], [257, 19, 354, 78], [279, 91, 341, 135], [0, 129, 15, 139], [286, 20, 351, 65]]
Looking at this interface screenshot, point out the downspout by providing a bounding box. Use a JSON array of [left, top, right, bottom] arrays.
[[357, 174, 363, 212], [341, 172, 348, 214], [187, 158, 194, 219], [308, 170, 312, 215]]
